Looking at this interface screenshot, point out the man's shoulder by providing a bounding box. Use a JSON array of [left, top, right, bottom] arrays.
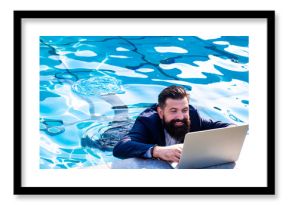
[[189, 104, 198, 114], [135, 104, 161, 130], [139, 104, 158, 119]]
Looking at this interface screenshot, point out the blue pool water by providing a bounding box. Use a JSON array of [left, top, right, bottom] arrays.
[[40, 36, 249, 169]]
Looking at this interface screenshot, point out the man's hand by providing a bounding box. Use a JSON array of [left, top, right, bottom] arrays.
[[152, 144, 183, 163]]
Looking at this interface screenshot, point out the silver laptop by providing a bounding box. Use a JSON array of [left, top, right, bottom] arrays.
[[171, 124, 249, 169]]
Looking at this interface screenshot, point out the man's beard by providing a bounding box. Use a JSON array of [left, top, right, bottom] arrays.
[[163, 117, 190, 143]]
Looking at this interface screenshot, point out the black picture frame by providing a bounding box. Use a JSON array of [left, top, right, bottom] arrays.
[[14, 10, 275, 195]]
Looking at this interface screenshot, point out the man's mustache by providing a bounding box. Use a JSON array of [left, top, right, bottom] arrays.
[[170, 119, 188, 124]]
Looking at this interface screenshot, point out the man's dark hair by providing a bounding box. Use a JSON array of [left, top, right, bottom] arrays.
[[158, 85, 189, 108]]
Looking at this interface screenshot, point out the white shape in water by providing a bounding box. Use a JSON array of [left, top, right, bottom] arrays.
[[208, 55, 248, 72], [56, 51, 73, 55], [224, 45, 249, 57], [48, 55, 60, 60], [159, 54, 248, 79], [75, 50, 97, 57], [213, 41, 249, 57], [154, 46, 188, 53], [109, 55, 130, 59], [116, 47, 130, 51], [178, 38, 184, 41], [159, 58, 224, 79], [136, 68, 154, 73], [40, 65, 50, 71], [198, 35, 222, 40], [159, 63, 206, 78], [192, 58, 224, 75], [213, 41, 230, 45]]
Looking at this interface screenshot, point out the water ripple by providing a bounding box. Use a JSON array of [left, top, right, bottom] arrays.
[[72, 76, 124, 96]]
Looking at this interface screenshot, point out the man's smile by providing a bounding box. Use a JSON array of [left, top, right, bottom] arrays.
[[175, 121, 184, 126]]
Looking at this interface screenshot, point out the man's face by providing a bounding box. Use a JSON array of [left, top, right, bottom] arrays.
[[157, 97, 190, 142]]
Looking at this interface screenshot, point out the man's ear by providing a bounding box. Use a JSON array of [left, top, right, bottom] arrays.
[[157, 106, 164, 120]]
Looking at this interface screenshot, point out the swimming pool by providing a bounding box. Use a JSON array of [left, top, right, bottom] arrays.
[[39, 36, 249, 169]]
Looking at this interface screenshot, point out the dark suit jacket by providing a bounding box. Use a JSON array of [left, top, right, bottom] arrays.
[[113, 104, 231, 159]]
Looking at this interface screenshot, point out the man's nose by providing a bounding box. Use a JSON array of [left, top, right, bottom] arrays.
[[175, 112, 184, 120]]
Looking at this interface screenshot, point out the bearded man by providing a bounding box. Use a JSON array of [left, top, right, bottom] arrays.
[[113, 85, 232, 163]]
